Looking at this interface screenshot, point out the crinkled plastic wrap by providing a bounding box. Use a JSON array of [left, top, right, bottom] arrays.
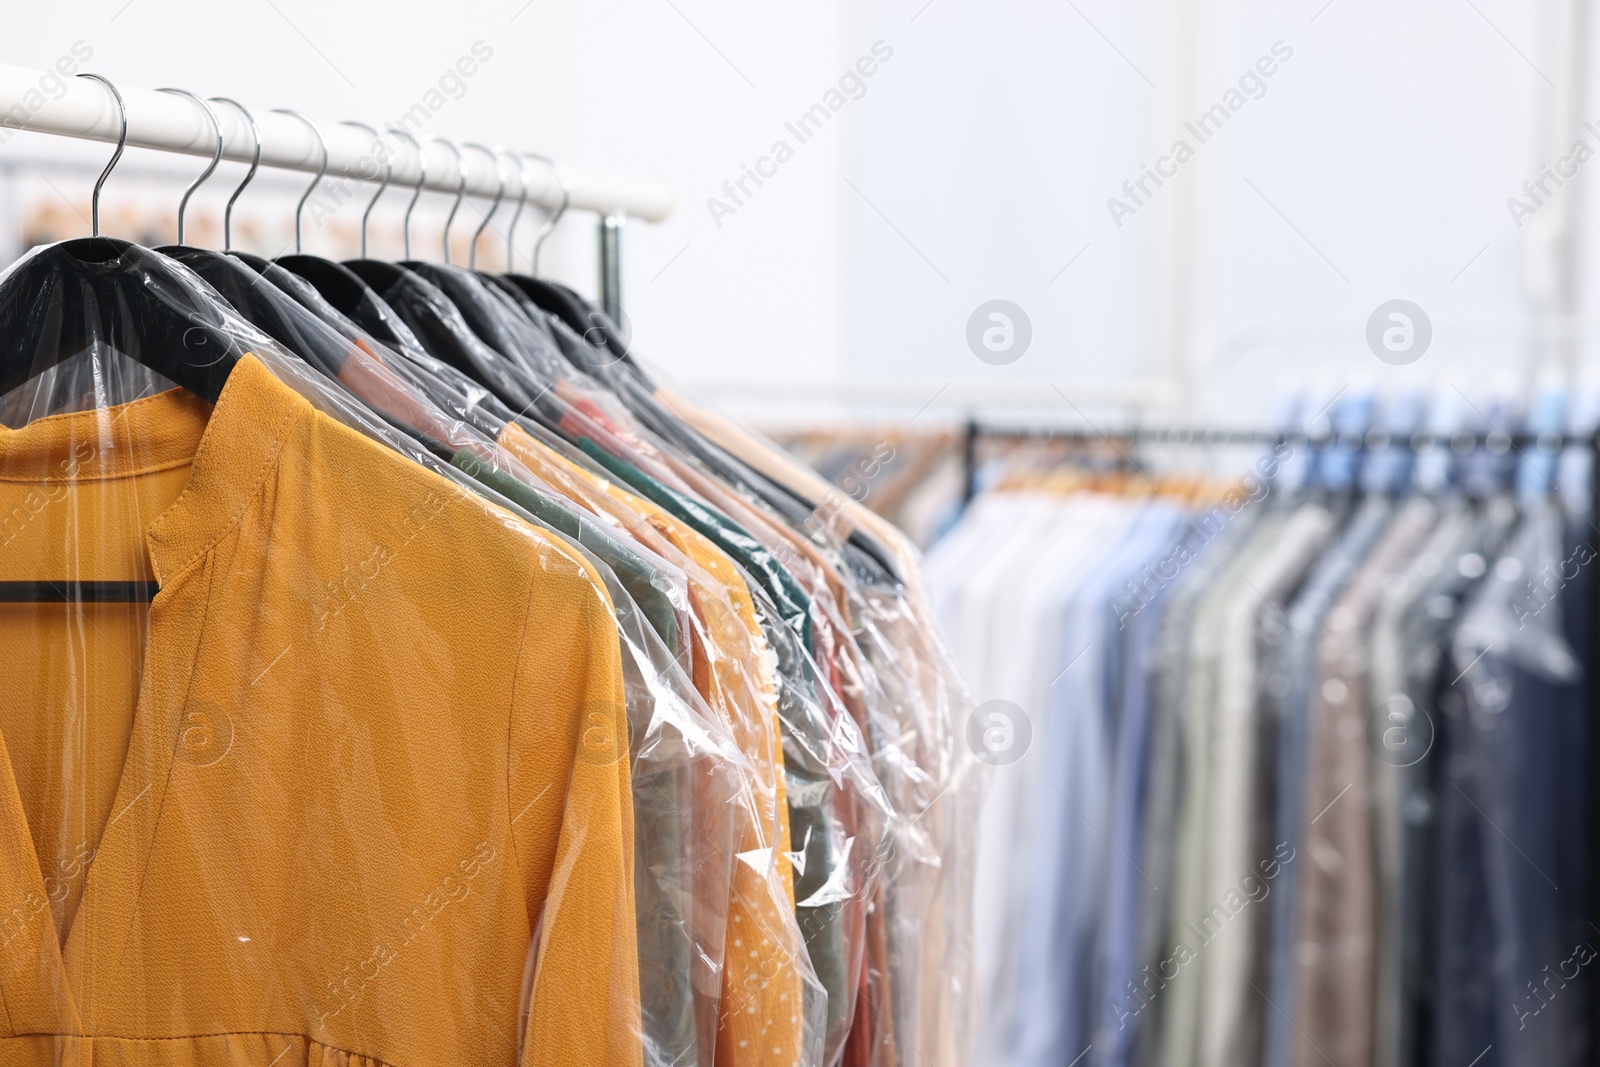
[[514, 367, 897, 1063], [353, 263, 900, 1064], [304, 259, 833, 1065], [0, 240, 758, 1066], [354, 261, 976, 1066], [635, 382, 986, 1067], [1448, 494, 1591, 1061], [0, 236, 979, 1067]]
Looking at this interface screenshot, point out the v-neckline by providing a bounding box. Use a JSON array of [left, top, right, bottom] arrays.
[[0, 356, 305, 1027], [0, 491, 211, 1028]]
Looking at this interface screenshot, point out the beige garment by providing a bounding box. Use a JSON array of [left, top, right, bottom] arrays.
[[659, 389, 930, 605], [1200, 503, 1335, 1067], [1365, 505, 1471, 1067], [1289, 497, 1436, 1067], [1160, 510, 1286, 1067]]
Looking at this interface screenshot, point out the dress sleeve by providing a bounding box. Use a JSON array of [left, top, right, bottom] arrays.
[[507, 542, 642, 1067]]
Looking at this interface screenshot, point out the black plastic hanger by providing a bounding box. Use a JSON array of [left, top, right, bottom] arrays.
[[144, 93, 326, 367], [272, 124, 419, 348], [0, 75, 245, 406], [335, 133, 548, 416], [267, 120, 403, 338], [0, 75, 254, 602], [148, 103, 341, 377], [482, 150, 625, 365]]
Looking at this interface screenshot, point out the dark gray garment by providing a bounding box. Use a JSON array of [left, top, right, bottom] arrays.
[[1374, 495, 1516, 1067], [1443, 497, 1591, 1067]]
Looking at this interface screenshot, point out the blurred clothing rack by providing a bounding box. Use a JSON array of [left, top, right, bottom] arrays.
[[960, 416, 1600, 1050], [960, 420, 1600, 504]]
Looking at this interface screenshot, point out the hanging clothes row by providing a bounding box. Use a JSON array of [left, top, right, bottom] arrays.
[[928, 404, 1596, 1067], [0, 77, 980, 1067], [766, 428, 967, 550]]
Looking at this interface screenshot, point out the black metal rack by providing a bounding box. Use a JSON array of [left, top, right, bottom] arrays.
[[959, 419, 1600, 503]]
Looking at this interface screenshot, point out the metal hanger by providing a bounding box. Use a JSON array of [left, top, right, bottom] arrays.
[[266, 122, 408, 339], [522, 152, 569, 274], [385, 126, 427, 260], [0, 74, 245, 602], [343, 121, 391, 258], [208, 97, 260, 252], [76, 72, 126, 238], [236, 119, 392, 324], [271, 109, 328, 255], [504, 149, 531, 269], [498, 150, 606, 347], [462, 141, 504, 270], [428, 136, 466, 264], [154, 88, 223, 246]]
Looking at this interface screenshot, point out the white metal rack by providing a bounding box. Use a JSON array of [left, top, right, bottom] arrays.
[[0, 62, 674, 315]]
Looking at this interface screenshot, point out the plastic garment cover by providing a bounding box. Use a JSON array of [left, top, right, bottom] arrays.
[[383, 270, 972, 1067], [537, 392, 898, 1067], [276, 258, 857, 1067], [313, 262, 833, 1065], [364, 266, 904, 1065], [645, 386, 985, 1067], [227, 258, 753, 1067], [250, 248, 968, 1067], [1445, 497, 1592, 1067], [0, 240, 756, 1067]]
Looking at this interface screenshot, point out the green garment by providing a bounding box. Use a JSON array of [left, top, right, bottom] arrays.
[[452, 450, 683, 657], [576, 439, 813, 651]]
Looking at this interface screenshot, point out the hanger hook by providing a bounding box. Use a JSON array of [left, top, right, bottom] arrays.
[[384, 126, 427, 260], [520, 152, 570, 273], [463, 142, 505, 270], [342, 121, 391, 259], [428, 137, 466, 264], [271, 108, 329, 255], [208, 97, 261, 253], [75, 73, 127, 239], [155, 88, 223, 246], [505, 150, 531, 269]]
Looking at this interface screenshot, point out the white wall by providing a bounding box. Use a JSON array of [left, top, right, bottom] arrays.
[[2, 0, 866, 390], [2, 0, 1589, 426], [851, 0, 1581, 426]]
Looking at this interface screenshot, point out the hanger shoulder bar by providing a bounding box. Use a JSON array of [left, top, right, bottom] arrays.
[[0, 581, 159, 603]]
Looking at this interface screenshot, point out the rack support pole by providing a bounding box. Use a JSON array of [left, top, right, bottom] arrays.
[[599, 212, 625, 329]]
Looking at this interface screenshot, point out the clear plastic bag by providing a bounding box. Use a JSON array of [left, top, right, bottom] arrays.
[[642, 385, 986, 1067], [0, 239, 761, 1067]]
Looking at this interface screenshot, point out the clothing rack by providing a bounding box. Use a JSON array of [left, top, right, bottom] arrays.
[[961, 417, 1600, 1052], [0, 61, 675, 317], [960, 421, 1600, 503]]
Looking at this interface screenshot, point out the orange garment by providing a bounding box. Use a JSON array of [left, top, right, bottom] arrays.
[[0, 356, 640, 1066], [495, 424, 809, 1067]]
